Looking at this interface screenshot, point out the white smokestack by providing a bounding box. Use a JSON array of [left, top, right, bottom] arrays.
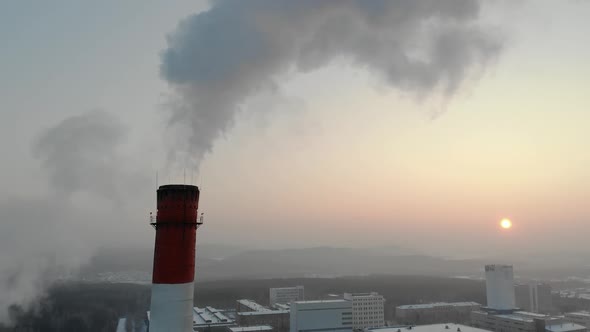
[[485, 264, 516, 311]]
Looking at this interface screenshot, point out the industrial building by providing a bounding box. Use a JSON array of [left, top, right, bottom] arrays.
[[237, 310, 289, 332], [471, 310, 586, 332], [273, 303, 291, 311], [270, 286, 305, 307], [565, 312, 590, 328], [227, 326, 273, 332], [343, 292, 385, 329], [192, 307, 236, 331], [470, 264, 586, 332], [147, 306, 236, 332], [485, 264, 516, 311], [471, 310, 546, 332], [237, 299, 273, 313], [236, 299, 289, 332], [395, 302, 481, 325], [290, 300, 353, 332], [367, 323, 491, 332], [515, 283, 553, 313], [546, 323, 586, 332]]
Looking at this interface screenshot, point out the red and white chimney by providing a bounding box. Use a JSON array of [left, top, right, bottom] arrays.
[[149, 184, 201, 332]]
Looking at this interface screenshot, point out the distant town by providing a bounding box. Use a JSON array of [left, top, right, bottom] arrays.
[[115, 264, 590, 332]]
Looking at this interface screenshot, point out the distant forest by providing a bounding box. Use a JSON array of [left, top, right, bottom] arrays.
[[1, 275, 588, 332]]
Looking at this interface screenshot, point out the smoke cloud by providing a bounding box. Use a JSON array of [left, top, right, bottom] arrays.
[[0, 111, 149, 322], [161, 0, 502, 166], [32, 110, 145, 203]]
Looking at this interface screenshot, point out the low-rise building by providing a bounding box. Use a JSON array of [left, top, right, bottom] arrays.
[[471, 310, 587, 332], [147, 306, 236, 332], [546, 322, 587, 332], [395, 302, 481, 325], [290, 300, 352, 332], [228, 325, 274, 332], [565, 312, 590, 328], [238, 311, 289, 332], [236, 299, 289, 332], [471, 310, 546, 332], [238, 299, 272, 313], [367, 323, 490, 332], [344, 292, 385, 329], [270, 286, 305, 306], [193, 307, 236, 332], [273, 303, 291, 311]]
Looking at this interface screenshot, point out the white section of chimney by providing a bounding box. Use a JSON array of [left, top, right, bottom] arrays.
[[149, 282, 194, 332]]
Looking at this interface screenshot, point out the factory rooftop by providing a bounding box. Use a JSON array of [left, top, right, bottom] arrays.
[[193, 307, 235, 327], [473, 310, 586, 332], [545, 323, 587, 332], [273, 303, 290, 310], [237, 299, 271, 312], [494, 314, 536, 323], [397, 302, 481, 310], [487, 311, 554, 323], [368, 324, 490, 332], [228, 326, 273, 332], [293, 299, 349, 304], [346, 292, 380, 296], [237, 310, 289, 316], [147, 307, 235, 326], [567, 311, 590, 318], [514, 311, 549, 318]]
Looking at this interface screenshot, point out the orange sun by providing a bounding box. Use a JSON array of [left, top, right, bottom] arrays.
[[500, 218, 512, 229]]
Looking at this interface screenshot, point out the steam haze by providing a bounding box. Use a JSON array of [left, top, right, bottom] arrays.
[[0, 111, 150, 321]]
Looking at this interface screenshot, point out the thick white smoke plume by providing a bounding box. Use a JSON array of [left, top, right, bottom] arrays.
[[0, 111, 149, 322], [161, 0, 502, 166]]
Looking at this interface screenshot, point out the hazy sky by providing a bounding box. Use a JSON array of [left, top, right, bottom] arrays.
[[1, 0, 590, 270]]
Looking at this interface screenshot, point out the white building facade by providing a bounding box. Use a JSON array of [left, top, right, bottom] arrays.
[[485, 264, 516, 310], [270, 286, 305, 307], [343, 292, 385, 329], [290, 300, 352, 332]]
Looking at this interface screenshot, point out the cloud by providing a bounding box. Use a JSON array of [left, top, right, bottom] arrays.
[[160, 0, 502, 166], [0, 111, 149, 322], [32, 110, 144, 201]]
